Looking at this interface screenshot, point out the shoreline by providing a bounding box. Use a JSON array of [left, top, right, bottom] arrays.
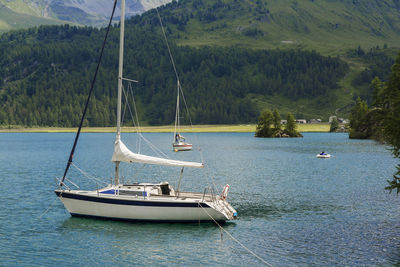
[[0, 124, 331, 133]]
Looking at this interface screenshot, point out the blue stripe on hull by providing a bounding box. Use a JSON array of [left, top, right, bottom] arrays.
[[70, 213, 225, 224], [55, 191, 211, 208]]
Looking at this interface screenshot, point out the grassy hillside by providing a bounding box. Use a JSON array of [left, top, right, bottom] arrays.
[[0, 24, 349, 127], [129, 0, 400, 119], [139, 0, 400, 55], [0, 2, 62, 33], [0, 0, 173, 29], [1, 0, 400, 127]]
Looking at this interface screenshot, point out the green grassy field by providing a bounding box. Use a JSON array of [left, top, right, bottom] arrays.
[[0, 1, 63, 33], [0, 123, 331, 133], [173, 0, 400, 56]]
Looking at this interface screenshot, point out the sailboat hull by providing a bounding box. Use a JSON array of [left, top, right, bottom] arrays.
[[55, 190, 234, 222], [173, 143, 192, 151]]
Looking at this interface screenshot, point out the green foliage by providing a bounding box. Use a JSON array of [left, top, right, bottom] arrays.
[[348, 46, 396, 102], [255, 109, 274, 137], [349, 97, 370, 139], [0, 23, 348, 127], [273, 109, 281, 131], [383, 53, 400, 158], [329, 117, 339, 132], [382, 53, 400, 193], [385, 165, 400, 194], [133, 0, 400, 54], [285, 112, 298, 137], [349, 53, 400, 192], [255, 108, 300, 138]]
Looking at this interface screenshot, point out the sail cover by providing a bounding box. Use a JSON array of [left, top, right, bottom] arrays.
[[112, 140, 204, 168]]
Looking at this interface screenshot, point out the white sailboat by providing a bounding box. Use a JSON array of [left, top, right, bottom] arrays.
[[173, 81, 192, 152], [54, 0, 237, 223]]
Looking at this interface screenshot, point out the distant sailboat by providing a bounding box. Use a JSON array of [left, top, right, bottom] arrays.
[[54, 0, 237, 223], [173, 81, 192, 152]]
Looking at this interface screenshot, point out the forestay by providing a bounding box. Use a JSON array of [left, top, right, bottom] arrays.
[[112, 139, 204, 168]]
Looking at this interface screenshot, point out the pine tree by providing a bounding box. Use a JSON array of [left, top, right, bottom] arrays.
[[383, 53, 400, 193], [285, 112, 297, 137], [273, 109, 281, 131], [349, 97, 370, 139], [255, 109, 274, 137], [330, 117, 339, 132]]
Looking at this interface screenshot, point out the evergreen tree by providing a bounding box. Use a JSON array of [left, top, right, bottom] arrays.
[[273, 109, 281, 131], [285, 112, 297, 137], [383, 53, 400, 193], [349, 97, 370, 139], [255, 109, 274, 137], [348, 53, 400, 192], [330, 117, 339, 132], [371, 77, 384, 108]]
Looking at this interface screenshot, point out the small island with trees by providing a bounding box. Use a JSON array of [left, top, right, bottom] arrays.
[[255, 109, 303, 138]]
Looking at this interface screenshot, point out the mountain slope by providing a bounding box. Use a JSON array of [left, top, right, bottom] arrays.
[[0, 2, 62, 32], [134, 0, 400, 54], [0, 0, 172, 29], [0, 24, 348, 126], [1, 0, 400, 127]]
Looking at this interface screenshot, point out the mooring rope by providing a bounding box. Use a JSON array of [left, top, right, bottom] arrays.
[[37, 197, 59, 220], [198, 204, 273, 267]]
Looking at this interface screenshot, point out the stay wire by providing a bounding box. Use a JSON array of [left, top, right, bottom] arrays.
[[154, 5, 205, 163], [128, 82, 142, 153], [121, 85, 169, 159], [60, 0, 118, 186], [71, 162, 108, 187]]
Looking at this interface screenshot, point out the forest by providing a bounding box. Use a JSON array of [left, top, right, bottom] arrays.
[[347, 46, 396, 102], [349, 52, 400, 191], [0, 22, 349, 127]]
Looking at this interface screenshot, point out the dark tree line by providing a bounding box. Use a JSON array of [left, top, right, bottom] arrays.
[[348, 45, 395, 102], [0, 22, 347, 127], [349, 53, 400, 192]]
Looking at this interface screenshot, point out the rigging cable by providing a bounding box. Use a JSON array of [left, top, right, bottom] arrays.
[[154, 3, 219, 200], [153, 5, 270, 265], [198, 204, 273, 267], [121, 85, 169, 159], [59, 0, 118, 186], [128, 82, 143, 153], [154, 5, 206, 162]]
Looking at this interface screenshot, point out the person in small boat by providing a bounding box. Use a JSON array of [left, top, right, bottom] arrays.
[[320, 152, 326, 155], [175, 134, 179, 143]]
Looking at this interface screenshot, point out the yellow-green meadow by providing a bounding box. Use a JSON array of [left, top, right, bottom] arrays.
[[0, 123, 330, 133]]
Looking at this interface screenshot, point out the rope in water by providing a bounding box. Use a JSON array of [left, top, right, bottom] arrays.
[[198, 204, 273, 267], [37, 197, 59, 220]]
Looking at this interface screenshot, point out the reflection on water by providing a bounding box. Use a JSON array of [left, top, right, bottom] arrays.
[[0, 132, 399, 266]]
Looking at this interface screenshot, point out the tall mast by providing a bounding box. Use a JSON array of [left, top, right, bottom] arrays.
[[115, 0, 125, 185], [174, 80, 180, 140]]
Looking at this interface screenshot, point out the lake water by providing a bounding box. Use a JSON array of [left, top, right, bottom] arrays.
[[0, 132, 399, 266]]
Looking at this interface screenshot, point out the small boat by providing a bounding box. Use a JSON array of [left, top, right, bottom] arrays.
[[172, 81, 192, 152], [316, 152, 331, 158], [54, 0, 237, 223], [173, 133, 192, 152]]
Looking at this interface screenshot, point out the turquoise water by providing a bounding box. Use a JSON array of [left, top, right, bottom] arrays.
[[0, 132, 399, 266]]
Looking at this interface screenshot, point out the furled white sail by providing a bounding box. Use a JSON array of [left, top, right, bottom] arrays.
[[112, 139, 204, 168]]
